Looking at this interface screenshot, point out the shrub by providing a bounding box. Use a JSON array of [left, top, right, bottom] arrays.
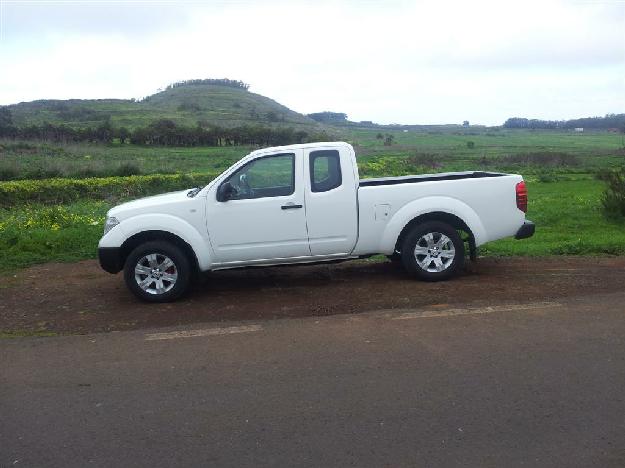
[[113, 162, 142, 177], [502, 152, 580, 167], [0, 166, 18, 181], [407, 153, 442, 169], [537, 172, 560, 183], [478, 155, 492, 167], [595, 168, 620, 181], [0, 172, 219, 207], [76, 167, 101, 178], [24, 167, 64, 179], [466, 141, 475, 149], [601, 169, 625, 219]]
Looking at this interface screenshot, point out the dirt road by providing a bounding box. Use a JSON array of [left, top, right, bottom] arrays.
[[2, 256, 625, 334]]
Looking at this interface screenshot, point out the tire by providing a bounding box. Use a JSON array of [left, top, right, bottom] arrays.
[[400, 221, 464, 281], [123, 241, 192, 302]]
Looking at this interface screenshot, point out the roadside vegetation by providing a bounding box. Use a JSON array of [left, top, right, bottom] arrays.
[[1, 127, 625, 273]]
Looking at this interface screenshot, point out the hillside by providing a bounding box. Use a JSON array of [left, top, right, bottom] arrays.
[[6, 82, 322, 130]]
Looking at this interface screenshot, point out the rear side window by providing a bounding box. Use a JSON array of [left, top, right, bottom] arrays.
[[310, 150, 342, 192]]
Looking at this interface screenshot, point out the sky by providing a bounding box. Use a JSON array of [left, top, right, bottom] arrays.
[[0, 0, 623, 125]]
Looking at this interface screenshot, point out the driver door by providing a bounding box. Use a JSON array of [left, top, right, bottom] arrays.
[[206, 150, 311, 264]]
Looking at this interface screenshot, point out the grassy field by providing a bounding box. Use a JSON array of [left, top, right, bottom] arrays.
[[1, 128, 624, 273], [0, 141, 247, 180]]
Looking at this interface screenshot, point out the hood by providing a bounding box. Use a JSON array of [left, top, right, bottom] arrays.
[[108, 189, 194, 219]]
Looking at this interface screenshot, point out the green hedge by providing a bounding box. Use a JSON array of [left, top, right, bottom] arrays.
[[0, 172, 219, 206]]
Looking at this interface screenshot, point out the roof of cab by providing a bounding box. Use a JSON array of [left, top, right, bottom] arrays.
[[249, 141, 352, 156]]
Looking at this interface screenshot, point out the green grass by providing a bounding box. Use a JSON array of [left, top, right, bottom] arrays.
[[483, 180, 625, 256], [3, 128, 623, 181], [0, 201, 108, 272], [0, 141, 248, 180]]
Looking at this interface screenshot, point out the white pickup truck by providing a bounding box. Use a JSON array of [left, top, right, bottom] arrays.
[[98, 142, 534, 302]]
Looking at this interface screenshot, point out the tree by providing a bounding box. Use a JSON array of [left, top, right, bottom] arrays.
[[462, 120, 470, 127], [117, 127, 130, 144], [383, 134, 394, 146], [165, 78, 250, 91], [95, 120, 114, 143], [0, 107, 13, 127], [307, 112, 348, 123], [0, 107, 15, 137], [376, 133, 384, 140]]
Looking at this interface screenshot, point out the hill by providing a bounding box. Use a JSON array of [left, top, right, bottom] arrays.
[[5, 81, 321, 130]]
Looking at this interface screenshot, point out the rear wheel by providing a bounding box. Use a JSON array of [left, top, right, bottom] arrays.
[[124, 241, 191, 302], [401, 221, 464, 281]]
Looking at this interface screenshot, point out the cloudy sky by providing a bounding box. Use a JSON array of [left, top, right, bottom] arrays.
[[0, 0, 623, 125]]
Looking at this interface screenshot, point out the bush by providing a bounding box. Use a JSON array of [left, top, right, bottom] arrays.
[[113, 162, 142, 177], [0, 166, 18, 181], [24, 167, 64, 179], [478, 156, 492, 167], [407, 153, 442, 169], [595, 168, 620, 181], [537, 172, 564, 183], [601, 169, 625, 219], [466, 141, 475, 149], [502, 152, 580, 167], [0, 172, 219, 207]]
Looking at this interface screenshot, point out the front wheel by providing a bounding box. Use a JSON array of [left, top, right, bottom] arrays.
[[124, 241, 192, 302], [401, 221, 464, 281]]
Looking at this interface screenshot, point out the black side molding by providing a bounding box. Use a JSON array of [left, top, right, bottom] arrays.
[[98, 247, 123, 273], [515, 220, 535, 240]]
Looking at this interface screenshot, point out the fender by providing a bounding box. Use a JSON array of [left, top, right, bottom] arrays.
[[98, 213, 213, 271], [379, 196, 487, 253]]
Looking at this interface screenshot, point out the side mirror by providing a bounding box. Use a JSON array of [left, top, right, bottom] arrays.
[[217, 182, 235, 202]]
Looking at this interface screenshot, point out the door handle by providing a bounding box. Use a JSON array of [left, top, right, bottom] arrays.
[[281, 203, 303, 210]]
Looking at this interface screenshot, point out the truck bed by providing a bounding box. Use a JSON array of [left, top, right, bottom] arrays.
[[359, 171, 506, 187]]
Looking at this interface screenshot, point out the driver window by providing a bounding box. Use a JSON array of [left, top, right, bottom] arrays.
[[225, 153, 295, 200]]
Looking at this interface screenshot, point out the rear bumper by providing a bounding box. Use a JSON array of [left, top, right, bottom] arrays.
[[515, 220, 535, 240], [98, 247, 123, 273]]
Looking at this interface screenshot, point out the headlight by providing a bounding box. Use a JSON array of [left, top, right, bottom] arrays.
[[103, 216, 120, 235]]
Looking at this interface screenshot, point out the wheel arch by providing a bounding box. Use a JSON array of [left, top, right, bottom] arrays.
[[394, 211, 475, 256], [120, 230, 201, 273], [378, 196, 487, 257]]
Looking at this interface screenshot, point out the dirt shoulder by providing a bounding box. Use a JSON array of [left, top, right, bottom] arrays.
[[2, 256, 625, 335]]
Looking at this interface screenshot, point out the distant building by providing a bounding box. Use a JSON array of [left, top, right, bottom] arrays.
[[574, 128, 584, 132]]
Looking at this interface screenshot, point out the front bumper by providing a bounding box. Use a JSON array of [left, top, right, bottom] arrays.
[[98, 247, 123, 273], [515, 220, 535, 240]]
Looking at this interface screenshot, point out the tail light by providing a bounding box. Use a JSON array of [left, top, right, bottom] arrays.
[[516, 181, 528, 213]]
